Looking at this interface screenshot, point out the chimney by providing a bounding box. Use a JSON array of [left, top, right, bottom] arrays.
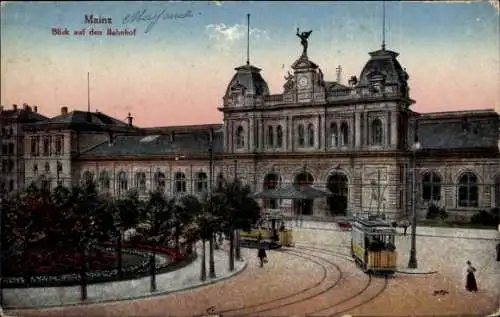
[[170, 131, 176, 143], [127, 113, 133, 127], [61, 106, 68, 115], [23, 103, 31, 111], [13, 104, 17, 111], [34, 106, 38, 113]]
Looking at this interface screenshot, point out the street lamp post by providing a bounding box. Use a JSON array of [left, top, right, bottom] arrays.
[[0, 197, 4, 310], [208, 147, 216, 278], [150, 212, 157, 292], [234, 159, 242, 261], [116, 222, 124, 278], [408, 141, 421, 269]]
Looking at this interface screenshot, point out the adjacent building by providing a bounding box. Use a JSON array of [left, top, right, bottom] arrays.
[[5, 40, 500, 221], [0, 103, 48, 194]]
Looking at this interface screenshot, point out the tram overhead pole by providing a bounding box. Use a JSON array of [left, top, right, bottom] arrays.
[[408, 138, 421, 269]]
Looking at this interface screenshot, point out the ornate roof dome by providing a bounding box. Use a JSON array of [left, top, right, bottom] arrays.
[[358, 48, 408, 87], [224, 63, 270, 97]]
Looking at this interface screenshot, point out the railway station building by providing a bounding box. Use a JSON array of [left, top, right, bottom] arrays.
[[3, 41, 499, 221]]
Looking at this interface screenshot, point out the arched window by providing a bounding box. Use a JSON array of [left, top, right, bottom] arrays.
[[340, 122, 349, 146], [174, 172, 186, 194], [298, 124, 305, 147], [135, 172, 147, 193], [307, 123, 315, 147], [458, 172, 478, 208], [276, 125, 283, 148], [329, 122, 338, 147], [82, 171, 93, 186], [117, 171, 128, 193], [267, 126, 274, 147], [99, 171, 110, 191], [196, 172, 208, 193], [422, 172, 441, 202], [371, 118, 383, 145], [235, 126, 245, 149], [154, 171, 166, 191]]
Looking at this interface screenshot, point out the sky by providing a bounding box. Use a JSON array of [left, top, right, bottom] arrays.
[[1, 1, 499, 127]]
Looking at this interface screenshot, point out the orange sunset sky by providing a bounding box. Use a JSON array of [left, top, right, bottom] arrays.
[[1, 1, 499, 127]]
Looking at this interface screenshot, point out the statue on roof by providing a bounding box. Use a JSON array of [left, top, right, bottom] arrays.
[[284, 71, 293, 81], [296, 28, 312, 57]]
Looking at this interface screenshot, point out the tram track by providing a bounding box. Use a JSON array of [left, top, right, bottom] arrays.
[[194, 245, 389, 317], [232, 249, 346, 316], [295, 245, 390, 317], [192, 249, 341, 317]]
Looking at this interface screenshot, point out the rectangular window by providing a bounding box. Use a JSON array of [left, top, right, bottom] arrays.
[[30, 136, 40, 156], [55, 136, 64, 155], [43, 136, 51, 156], [7, 160, 14, 172], [8, 143, 14, 155], [1, 145, 7, 155]]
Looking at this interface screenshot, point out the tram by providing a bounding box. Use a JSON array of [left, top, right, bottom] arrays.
[[351, 216, 398, 274], [240, 210, 294, 249]]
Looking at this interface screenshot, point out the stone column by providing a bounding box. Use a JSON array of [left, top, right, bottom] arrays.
[[249, 117, 254, 151], [316, 114, 321, 149], [224, 119, 228, 152], [364, 112, 369, 146], [285, 116, 290, 150], [391, 111, 398, 147], [355, 111, 361, 147]]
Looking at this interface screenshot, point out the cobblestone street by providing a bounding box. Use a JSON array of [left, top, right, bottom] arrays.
[[7, 224, 500, 317]]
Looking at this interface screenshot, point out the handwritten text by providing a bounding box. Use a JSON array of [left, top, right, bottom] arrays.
[[122, 9, 195, 34]]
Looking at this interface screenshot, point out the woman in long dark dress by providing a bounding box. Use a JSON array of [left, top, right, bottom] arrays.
[[465, 260, 478, 292]]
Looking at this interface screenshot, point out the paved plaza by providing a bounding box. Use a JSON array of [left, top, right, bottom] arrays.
[[5, 222, 500, 317]]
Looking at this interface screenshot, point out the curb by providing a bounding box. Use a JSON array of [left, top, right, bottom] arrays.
[[396, 269, 438, 275], [5, 259, 248, 311]]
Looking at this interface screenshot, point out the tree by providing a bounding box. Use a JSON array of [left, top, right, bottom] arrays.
[[171, 195, 201, 251], [117, 189, 142, 230], [65, 180, 103, 300], [213, 180, 261, 271], [192, 211, 218, 281], [144, 190, 171, 292], [199, 194, 223, 278]]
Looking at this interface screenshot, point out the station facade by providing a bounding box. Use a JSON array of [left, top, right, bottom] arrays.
[[3, 40, 499, 220]]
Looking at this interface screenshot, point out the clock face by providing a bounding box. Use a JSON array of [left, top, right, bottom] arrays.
[[298, 76, 309, 88]]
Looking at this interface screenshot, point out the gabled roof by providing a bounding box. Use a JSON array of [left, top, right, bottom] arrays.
[[80, 130, 224, 158], [24, 110, 135, 132], [49, 110, 129, 126], [0, 109, 48, 123]]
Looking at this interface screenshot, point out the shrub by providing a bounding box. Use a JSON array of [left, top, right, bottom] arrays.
[[470, 208, 499, 226], [426, 204, 448, 220]]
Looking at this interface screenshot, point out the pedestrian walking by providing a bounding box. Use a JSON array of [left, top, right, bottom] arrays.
[[401, 219, 410, 236], [257, 243, 267, 268], [496, 242, 500, 262], [465, 260, 478, 292]]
